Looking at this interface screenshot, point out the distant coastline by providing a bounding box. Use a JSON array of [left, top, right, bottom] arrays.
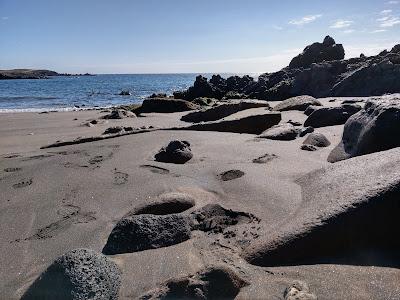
[[0, 69, 94, 80]]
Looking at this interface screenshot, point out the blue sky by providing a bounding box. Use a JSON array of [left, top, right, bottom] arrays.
[[1, 0, 400, 74]]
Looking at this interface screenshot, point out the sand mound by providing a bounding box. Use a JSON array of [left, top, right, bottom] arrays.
[[140, 266, 249, 299], [258, 123, 300, 141], [243, 148, 400, 267], [21, 248, 121, 300]]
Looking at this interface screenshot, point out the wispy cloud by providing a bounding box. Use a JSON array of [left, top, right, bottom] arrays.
[[387, 0, 399, 4], [330, 19, 354, 28], [381, 9, 393, 14], [377, 15, 400, 27], [289, 14, 322, 26], [1, 16, 9, 20], [343, 29, 355, 34], [371, 29, 387, 33]]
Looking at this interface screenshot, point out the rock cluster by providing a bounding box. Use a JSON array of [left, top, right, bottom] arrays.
[[174, 37, 400, 101]]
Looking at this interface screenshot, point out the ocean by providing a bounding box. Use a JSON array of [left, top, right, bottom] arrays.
[[0, 73, 239, 112]]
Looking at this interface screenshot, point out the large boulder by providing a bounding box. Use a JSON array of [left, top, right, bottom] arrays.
[[289, 36, 345, 69], [183, 113, 281, 135], [181, 100, 270, 123], [328, 99, 400, 162], [243, 147, 400, 267], [273, 95, 322, 111], [22, 249, 121, 300], [304, 104, 361, 128], [258, 123, 300, 141], [138, 98, 199, 113], [102, 214, 192, 254], [155, 140, 193, 164]]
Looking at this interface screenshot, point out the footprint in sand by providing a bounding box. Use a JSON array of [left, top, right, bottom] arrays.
[[4, 167, 22, 172], [12, 178, 33, 189], [252, 153, 278, 164], [113, 171, 129, 185], [22, 154, 53, 161], [218, 170, 245, 181], [4, 154, 21, 159], [13, 204, 96, 242], [140, 164, 170, 175]]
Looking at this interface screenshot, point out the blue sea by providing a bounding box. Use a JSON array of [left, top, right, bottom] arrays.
[[0, 74, 245, 112]]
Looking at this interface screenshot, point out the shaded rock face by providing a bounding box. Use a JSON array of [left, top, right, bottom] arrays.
[[175, 39, 400, 101], [184, 113, 281, 135], [304, 104, 361, 128], [102, 214, 192, 254], [140, 266, 249, 300], [102, 109, 136, 119], [304, 105, 319, 116], [22, 248, 121, 300], [328, 99, 400, 163], [289, 36, 345, 69], [273, 95, 321, 112], [303, 133, 331, 147], [243, 148, 400, 268], [181, 100, 269, 123], [258, 123, 300, 141], [155, 140, 193, 164], [138, 98, 199, 113], [299, 126, 314, 137]]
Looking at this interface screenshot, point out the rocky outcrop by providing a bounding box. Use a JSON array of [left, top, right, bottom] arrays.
[[102, 109, 136, 119], [289, 36, 345, 69], [272, 95, 322, 111], [155, 140, 193, 164], [22, 249, 121, 300], [328, 98, 400, 162], [243, 147, 400, 267], [183, 113, 281, 135], [181, 100, 269, 123], [138, 98, 199, 113], [304, 104, 361, 128], [175, 37, 400, 101]]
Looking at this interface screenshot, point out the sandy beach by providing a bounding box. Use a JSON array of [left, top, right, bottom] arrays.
[[1, 96, 399, 299]]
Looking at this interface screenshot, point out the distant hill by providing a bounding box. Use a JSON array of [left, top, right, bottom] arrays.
[[0, 69, 94, 79]]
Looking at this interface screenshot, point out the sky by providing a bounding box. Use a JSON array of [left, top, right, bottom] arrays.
[[1, 0, 400, 74]]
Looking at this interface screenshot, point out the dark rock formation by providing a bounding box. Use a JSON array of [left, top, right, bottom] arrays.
[[304, 104, 361, 128], [175, 38, 400, 101], [243, 147, 400, 267], [273, 95, 321, 112], [303, 133, 331, 147], [138, 98, 199, 113], [103, 126, 125, 135], [118, 90, 131, 96], [102, 109, 136, 119], [304, 105, 320, 116], [289, 36, 345, 69], [300, 144, 318, 151], [328, 99, 400, 163], [299, 126, 314, 137], [22, 249, 121, 300], [183, 113, 281, 135], [155, 140, 193, 164], [102, 214, 192, 254], [140, 266, 249, 299], [258, 123, 300, 140], [181, 100, 269, 123]]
